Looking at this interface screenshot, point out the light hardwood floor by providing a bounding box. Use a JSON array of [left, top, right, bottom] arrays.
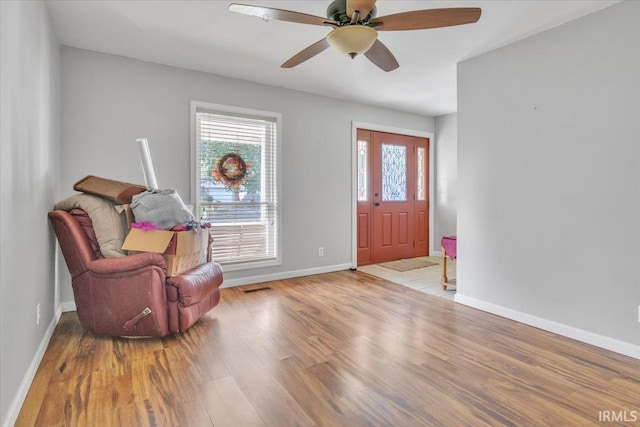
[[17, 271, 640, 426]]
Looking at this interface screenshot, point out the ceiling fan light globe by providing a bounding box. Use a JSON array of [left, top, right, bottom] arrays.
[[327, 25, 377, 57]]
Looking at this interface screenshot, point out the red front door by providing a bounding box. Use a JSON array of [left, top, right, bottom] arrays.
[[357, 129, 429, 266], [372, 131, 415, 262]]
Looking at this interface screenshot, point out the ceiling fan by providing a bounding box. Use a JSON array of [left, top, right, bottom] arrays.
[[229, 0, 481, 72]]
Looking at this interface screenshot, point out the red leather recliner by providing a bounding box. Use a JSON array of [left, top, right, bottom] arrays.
[[49, 208, 223, 337]]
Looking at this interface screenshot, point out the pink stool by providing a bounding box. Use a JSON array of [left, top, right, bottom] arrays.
[[441, 236, 457, 290]]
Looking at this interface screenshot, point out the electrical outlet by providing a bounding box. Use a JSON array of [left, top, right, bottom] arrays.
[[318, 247, 324, 256], [36, 303, 41, 325]]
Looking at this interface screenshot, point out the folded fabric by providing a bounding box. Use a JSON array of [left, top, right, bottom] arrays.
[[54, 194, 128, 257], [130, 222, 165, 231]]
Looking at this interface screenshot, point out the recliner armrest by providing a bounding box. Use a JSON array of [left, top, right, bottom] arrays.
[[87, 252, 166, 275]]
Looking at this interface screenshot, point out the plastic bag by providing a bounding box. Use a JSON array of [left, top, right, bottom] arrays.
[[130, 189, 195, 229]]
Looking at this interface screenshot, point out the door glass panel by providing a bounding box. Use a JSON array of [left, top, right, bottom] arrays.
[[357, 139, 368, 201], [416, 146, 426, 201], [381, 143, 407, 201]]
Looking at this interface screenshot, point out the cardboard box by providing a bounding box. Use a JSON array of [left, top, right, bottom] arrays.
[[122, 228, 209, 276], [114, 204, 135, 229]]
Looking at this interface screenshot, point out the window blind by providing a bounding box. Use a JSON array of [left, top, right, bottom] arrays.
[[195, 108, 278, 266]]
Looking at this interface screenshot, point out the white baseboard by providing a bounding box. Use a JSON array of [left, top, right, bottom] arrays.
[[59, 264, 354, 308], [60, 300, 76, 312], [2, 305, 62, 427], [221, 263, 353, 288], [431, 250, 442, 257], [455, 293, 640, 360]]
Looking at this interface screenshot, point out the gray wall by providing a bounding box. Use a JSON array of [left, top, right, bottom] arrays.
[[434, 113, 458, 248], [0, 1, 61, 425], [60, 46, 434, 304], [457, 0, 640, 349]]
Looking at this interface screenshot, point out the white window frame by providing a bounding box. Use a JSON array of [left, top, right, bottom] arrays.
[[190, 100, 282, 271]]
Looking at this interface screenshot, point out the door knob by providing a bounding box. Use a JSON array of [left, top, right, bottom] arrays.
[[374, 202, 380, 206]]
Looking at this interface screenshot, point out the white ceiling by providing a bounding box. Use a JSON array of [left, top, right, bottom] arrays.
[[45, 0, 620, 117]]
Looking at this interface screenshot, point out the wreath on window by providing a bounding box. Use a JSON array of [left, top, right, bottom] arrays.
[[211, 153, 249, 188]]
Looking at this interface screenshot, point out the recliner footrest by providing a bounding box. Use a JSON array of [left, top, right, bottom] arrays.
[[166, 262, 223, 306]]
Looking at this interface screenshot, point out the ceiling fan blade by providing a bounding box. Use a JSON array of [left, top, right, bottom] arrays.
[[229, 3, 336, 26], [364, 39, 399, 72], [371, 8, 481, 31], [346, 0, 376, 20], [281, 38, 330, 68]]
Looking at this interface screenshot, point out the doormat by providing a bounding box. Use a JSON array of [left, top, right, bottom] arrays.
[[379, 258, 438, 272]]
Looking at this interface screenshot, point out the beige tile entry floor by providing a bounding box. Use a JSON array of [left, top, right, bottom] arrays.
[[358, 255, 457, 301]]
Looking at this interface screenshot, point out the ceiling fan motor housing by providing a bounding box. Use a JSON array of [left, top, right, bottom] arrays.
[[326, 0, 377, 24]]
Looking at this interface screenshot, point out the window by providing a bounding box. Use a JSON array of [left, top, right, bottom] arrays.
[[416, 146, 426, 201], [191, 101, 281, 270], [381, 143, 407, 202], [357, 139, 368, 202]]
